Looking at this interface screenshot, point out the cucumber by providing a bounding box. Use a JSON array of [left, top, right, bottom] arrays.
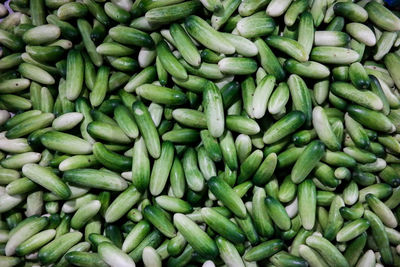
[[93, 142, 131, 172], [5, 217, 48, 256], [90, 66, 109, 107], [65, 251, 107, 267], [284, 0, 308, 26], [143, 205, 176, 238], [287, 74, 312, 127], [311, 32, 343, 47], [344, 113, 370, 149], [244, 239, 283, 261], [266, 35, 308, 62], [114, 105, 139, 139], [266, 0, 292, 17], [384, 53, 400, 90], [221, 33, 258, 57], [298, 12, 314, 57], [145, 0, 201, 23], [18, 63, 55, 85], [364, 210, 393, 265], [22, 24, 61, 45], [291, 140, 325, 184], [98, 242, 136, 267], [136, 84, 187, 105], [218, 57, 257, 75], [109, 25, 154, 48], [38, 232, 83, 264], [333, 2, 368, 23], [201, 207, 245, 243], [263, 111, 306, 144], [284, 59, 330, 79], [252, 75, 275, 119], [255, 38, 286, 81], [170, 23, 200, 67], [208, 176, 246, 218], [236, 16, 275, 38], [162, 128, 200, 144], [349, 62, 370, 89], [104, 2, 131, 24], [336, 218, 370, 242], [346, 22, 376, 47], [203, 82, 225, 138], [299, 245, 330, 267], [132, 100, 161, 159], [306, 235, 349, 267], [70, 200, 101, 230], [26, 45, 64, 63], [185, 15, 235, 55], [298, 179, 317, 230], [41, 131, 92, 155], [253, 153, 277, 186], [311, 46, 359, 65], [122, 220, 151, 253], [332, 82, 383, 111], [347, 104, 394, 133], [270, 251, 308, 267], [173, 109, 207, 129], [313, 106, 341, 151], [226, 115, 260, 135], [63, 169, 128, 191], [264, 196, 291, 231], [365, 1, 400, 32], [182, 147, 204, 192], [173, 213, 218, 259], [0, 29, 24, 51], [156, 40, 187, 80], [87, 121, 131, 144], [65, 49, 84, 101], [22, 163, 71, 199], [16, 229, 56, 256], [149, 141, 174, 196], [199, 130, 222, 163]]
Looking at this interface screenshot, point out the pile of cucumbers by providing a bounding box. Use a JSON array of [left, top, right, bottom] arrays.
[[2, 0, 400, 266]]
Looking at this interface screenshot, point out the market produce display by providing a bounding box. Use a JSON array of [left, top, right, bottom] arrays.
[[1, 0, 400, 266]]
